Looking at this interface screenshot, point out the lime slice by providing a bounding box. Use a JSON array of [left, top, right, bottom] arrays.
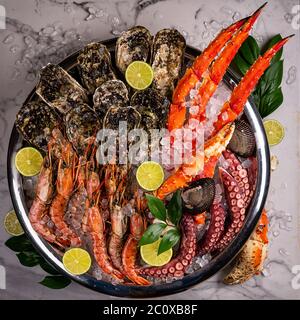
[[63, 248, 91, 275], [140, 239, 173, 267], [125, 61, 154, 90], [136, 161, 164, 191], [263, 119, 285, 146], [4, 210, 24, 236], [15, 147, 43, 176]]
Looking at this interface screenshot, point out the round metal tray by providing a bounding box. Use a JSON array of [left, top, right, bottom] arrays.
[[7, 38, 270, 298]]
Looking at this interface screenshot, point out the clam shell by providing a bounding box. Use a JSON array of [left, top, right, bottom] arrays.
[[228, 120, 255, 157], [36, 64, 88, 114], [181, 178, 215, 214], [115, 26, 152, 74], [15, 99, 62, 151], [151, 29, 186, 98], [77, 42, 116, 95]]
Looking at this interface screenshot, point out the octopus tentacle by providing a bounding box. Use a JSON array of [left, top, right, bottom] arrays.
[[140, 215, 196, 278]]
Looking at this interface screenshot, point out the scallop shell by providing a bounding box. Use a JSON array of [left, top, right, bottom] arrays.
[[77, 42, 116, 95], [36, 64, 88, 115], [151, 29, 186, 98], [115, 26, 152, 74], [228, 120, 255, 157], [181, 178, 215, 214]]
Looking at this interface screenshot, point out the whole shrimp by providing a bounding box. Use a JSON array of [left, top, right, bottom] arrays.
[[122, 194, 150, 285], [49, 132, 81, 247]]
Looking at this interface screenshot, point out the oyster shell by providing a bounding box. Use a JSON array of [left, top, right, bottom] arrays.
[[181, 178, 215, 214], [228, 120, 255, 157], [93, 80, 129, 118], [16, 99, 62, 151], [36, 64, 88, 114], [130, 87, 169, 129], [65, 103, 101, 155], [151, 29, 186, 98], [115, 26, 152, 74], [77, 42, 116, 95]]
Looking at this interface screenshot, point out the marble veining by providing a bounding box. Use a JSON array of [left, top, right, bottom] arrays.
[[0, 0, 299, 299]]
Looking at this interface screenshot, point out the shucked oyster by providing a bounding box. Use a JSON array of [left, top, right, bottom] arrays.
[[36, 64, 88, 114], [115, 26, 152, 74], [93, 80, 129, 118], [16, 99, 62, 151], [151, 29, 186, 98], [65, 103, 101, 155], [77, 42, 116, 95]]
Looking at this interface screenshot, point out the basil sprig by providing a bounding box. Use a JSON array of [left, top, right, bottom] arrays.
[[5, 234, 71, 289], [139, 191, 182, 255], [232, 34, 284, 118]]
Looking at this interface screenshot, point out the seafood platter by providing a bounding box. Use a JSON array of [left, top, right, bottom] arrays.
[[8, 4, 291, 297]]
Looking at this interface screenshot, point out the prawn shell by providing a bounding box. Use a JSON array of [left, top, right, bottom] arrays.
[[116, 26, 152, 74], [16, 100, 62, 151], [151, 29, 186, 98], [36, 64, 88, 114], [77, 42, 116, 95], [228, 120, 256, 157]]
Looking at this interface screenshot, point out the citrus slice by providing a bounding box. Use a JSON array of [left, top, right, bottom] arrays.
[[62, 248, 91, 275], [15, 147, 43, 176], [263, 119, 285, 146], [4, 210, 24, 236], [140, 239, 173, 267], [136, 161, 164, 191], [125, 61, 154, 90]]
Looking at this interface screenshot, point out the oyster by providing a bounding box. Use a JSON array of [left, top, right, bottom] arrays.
[[77, 42, 116, 95], [93, 80, 129, 118], [115, 26, 152, 74], [181, 178, 215, 214], [36, 64, 88, 114], [16, 99, 62, 151], [151, 29, 186, 98], [65, 103, 101, 155], [228, 120, 255, 157], [130, 87, 169, 129]]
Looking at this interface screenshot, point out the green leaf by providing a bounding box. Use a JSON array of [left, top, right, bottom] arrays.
[[16, 251, 42, 267], [259, 87, 283, 118], [167, 190, 182, 226], [139, 223, 166, 246], [39, 276, 71, 289], [233, 53, 250, 75], [262, 34, 283, 64], [158, 228, 180, 255], [145, 194, 167, 221], [260, 60, 283, 95], [39, 259, 60, 275], [239, 36, 260, 65], [5, 235, 34, 252]]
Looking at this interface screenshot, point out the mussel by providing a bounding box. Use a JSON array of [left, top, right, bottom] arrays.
[[77, 42, 116, 95], [151, 29, 186, 98], [65, 103, 101, 155], [93, 80, 129, 118], [36, 64, 88, 114], [16, 99, 62, 151], [115, 26, 152, 74], [181, 178, 215, 214], [228, 119, 255, 157]]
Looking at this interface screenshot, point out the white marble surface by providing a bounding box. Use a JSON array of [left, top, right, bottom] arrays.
[[0, 0, 299, 300]]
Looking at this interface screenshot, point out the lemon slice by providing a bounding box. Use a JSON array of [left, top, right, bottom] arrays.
[[140, 239, 173, 267], [63, 248, 91, 275], [125, 61, 154, 90], [136, 161, 164, 191], [4, 210, 24, 236], [15, 147, 43, 176], [263, 119, 285, 146]]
